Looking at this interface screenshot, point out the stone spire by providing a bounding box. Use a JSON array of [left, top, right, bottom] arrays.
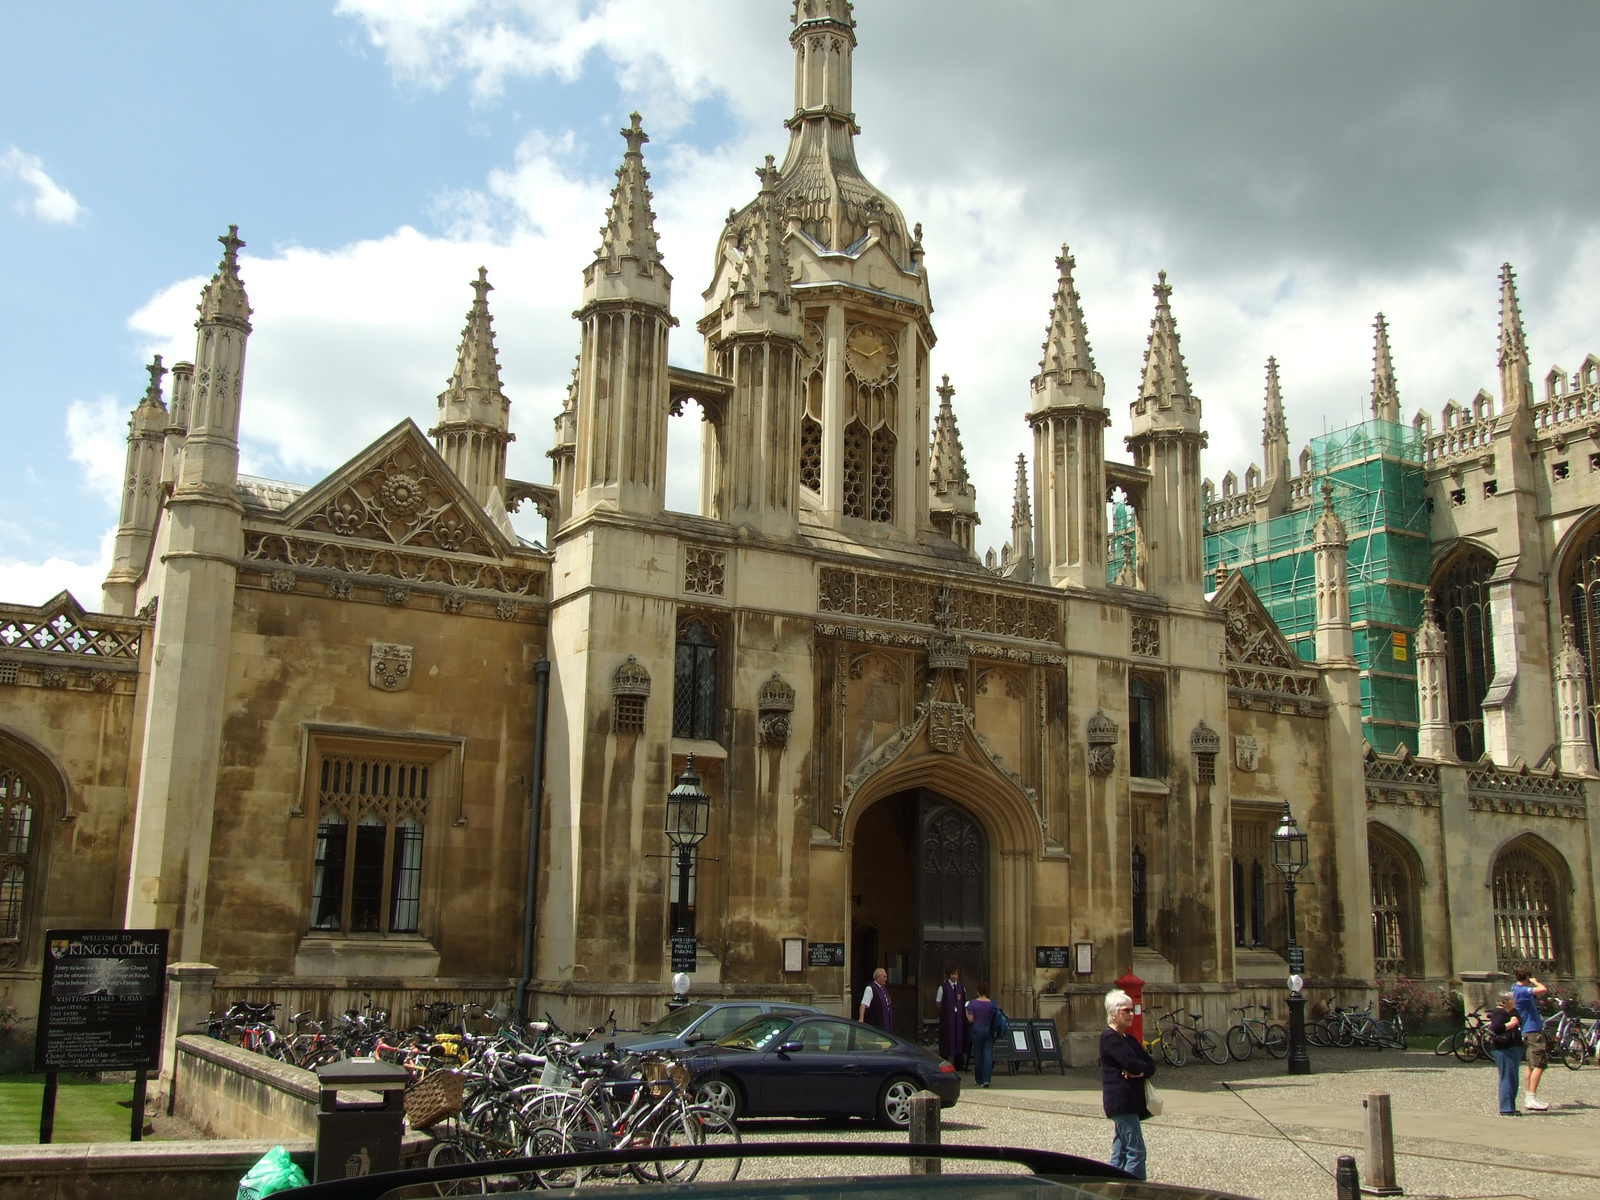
[[181, 226, 252, 474], [1415, 597, 1453, 759], [1312, 481, 1354, 663], [1369, 313, 1400, 423], [574, 117, 673, 517], [102, 356, 170, 614], [1031, 246, 1104, 412], [1262, 356, 1290, 481], [723, 155, 797, 336], [1002, 454, 1034, 581], [594, 114, 664, 281], [1556, 617, 1596, 774], [431, 268, 515, 520], [198, 224, 252, 331], [1134, 271, 1198, 425], [549, 358, 579, 527], [1498, 262, 1532, 411], [928, 375, 979, 553]]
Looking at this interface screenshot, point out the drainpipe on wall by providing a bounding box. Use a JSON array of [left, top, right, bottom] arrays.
[[514, 657, 551, 1023]]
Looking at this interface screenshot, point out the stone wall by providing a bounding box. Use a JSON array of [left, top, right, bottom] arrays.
[[168, 1035, 318, 1142], [0, 1139, 313, 1200]]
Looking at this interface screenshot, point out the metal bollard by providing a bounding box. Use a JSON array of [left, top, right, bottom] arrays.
[[1363, 1091, 1401, 1195], [908, 1090, 941, 1176], [1335, 1154, 1360, 1200]]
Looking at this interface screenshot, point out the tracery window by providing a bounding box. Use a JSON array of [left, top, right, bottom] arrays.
[[1131, 846, 1148, 947], [1493, 842, 1563, 974], [1434, 550, 1497, 761], [1129, 676, 1161, 778], [1232, 818, 1273, 949], [1249, 861, 1266, 947], [842, 423, 868, 518], [1369, 831, 1417, 976], [842, 321, 897, 523], [1564, 522, 1600, 750], [1232, 858, 1246, 946], [800, 320, 824, 495], [310, 754, 430, 934], [673, 618, 720, 741], [0, 767, 36, 950]]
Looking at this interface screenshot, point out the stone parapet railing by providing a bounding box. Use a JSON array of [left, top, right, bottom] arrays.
[[169, 1034, 319, 1142], [0, 1138, 313, 1200]]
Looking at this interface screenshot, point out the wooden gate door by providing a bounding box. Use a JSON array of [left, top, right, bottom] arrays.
[[917, 793, 989, 1043]]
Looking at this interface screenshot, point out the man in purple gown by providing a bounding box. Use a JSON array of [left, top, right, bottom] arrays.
[[935, 966, 970, 1070], [858, 967, 894, 1032]]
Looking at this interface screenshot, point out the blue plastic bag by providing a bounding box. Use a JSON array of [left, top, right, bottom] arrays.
[[237, 1146, 309, 1200]]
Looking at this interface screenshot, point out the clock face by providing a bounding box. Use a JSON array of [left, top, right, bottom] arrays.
[[846, 324, 897, 384]]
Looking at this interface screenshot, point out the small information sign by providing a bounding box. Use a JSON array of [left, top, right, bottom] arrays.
[[671, 935, 698, 973], [807, 942, 846, 968], [1034, 946, 1071, 969], [1287, 942, 1306, 973], [35, 929, 168, 1072], [1029, 1018, 1066, 1074]]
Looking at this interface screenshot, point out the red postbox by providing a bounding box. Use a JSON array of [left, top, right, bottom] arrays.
[[1114, 969, 1146, 1045]]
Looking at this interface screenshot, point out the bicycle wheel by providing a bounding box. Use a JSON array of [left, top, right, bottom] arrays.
[[1563, 1031, 1587, 1071], [1161, 1032, 1188, 1068], [427, 1138, 488, 1197], [1199, 1029, 1230, 1066], [636, 1106, 742, 1185], [525, 1124, 581, 1189], [1454, 1030, 1484, 1063], [1225, 1025, 1253, 1062], [1334, 1020, 1356, 1048], [1434, 1029, 1462, 1056], [1263, 1024, 1289, 1059]]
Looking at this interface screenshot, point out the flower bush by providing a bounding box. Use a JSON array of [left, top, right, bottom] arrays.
[[1379, 976, 1443, 1024]]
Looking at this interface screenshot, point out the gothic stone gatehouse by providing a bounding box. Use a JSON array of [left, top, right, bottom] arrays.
[[12, 0, 1579, 1057]]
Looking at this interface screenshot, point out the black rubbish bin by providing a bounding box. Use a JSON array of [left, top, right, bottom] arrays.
[[314, 1058, 411, 1183]]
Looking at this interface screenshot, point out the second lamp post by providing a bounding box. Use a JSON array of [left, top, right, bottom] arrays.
[[666, 755, 711, 945], [1271, 800, 1312, 1076]]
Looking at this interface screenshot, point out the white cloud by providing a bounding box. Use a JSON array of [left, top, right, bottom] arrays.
[[66, 396, 127, 511], [0, 528, 114, 609], [2, 147, 84, 225]]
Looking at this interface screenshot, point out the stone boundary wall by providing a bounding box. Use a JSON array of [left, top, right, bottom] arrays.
[[169, 1034, 319, 1142], [0, 1139, 313, 1200], [212, 979, 513, 1025]]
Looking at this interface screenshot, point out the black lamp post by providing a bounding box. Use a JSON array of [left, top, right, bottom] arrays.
[[665, 755, 711, 937], [1271, 800, 1312, 1076]]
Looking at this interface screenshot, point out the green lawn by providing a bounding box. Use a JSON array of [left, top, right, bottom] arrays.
[[0, 1074, 144, 1144]]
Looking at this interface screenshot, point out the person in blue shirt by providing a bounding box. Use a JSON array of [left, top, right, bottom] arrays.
[[1513, 968, 1550, 1110]]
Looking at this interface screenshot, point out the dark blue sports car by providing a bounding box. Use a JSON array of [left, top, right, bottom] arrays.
[[684, 1011, 960, 1128]]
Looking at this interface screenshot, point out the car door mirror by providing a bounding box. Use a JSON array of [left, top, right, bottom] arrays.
[[684, 1032, 705, 1044], [779, 1040, 804, 1054]]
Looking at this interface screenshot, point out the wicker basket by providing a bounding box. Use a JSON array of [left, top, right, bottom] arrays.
[[405, 1068, 464, 1130]]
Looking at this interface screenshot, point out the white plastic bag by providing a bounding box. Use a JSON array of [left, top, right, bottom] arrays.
[[1144, 1079, 1164, 1117]]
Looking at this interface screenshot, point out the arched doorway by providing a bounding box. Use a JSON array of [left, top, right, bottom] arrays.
[[850, 789, 988, 1044]]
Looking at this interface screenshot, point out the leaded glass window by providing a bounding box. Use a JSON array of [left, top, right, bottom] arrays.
[[1566, 523, 1600, 751], [1250, 860, 1266, 947], [310, 754, 430, 934], [1129, 676, 1160, 778], [1369, 834, 1414, 976], [1494, 844, 1562, 973], [842, 423, 868, 518], [1232, 858, 1246, 947], [0, 768, 35, 946], [1435, 551, 1496, 761], [673, 619, 720, 741]]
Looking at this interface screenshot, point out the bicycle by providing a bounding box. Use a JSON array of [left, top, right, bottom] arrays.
[[1224, 1005, 1288, 1061], [1151, 1009, 1228, 1067]]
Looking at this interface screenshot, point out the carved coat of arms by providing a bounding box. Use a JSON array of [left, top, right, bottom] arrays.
[[370, 642, 413, 692], [927, 701, 968, 753], [1234, 735, 1261, 772]]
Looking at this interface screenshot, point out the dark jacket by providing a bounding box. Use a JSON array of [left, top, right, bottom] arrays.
[[1100, 1027, 1158, 1118], [1488, 1007, 1522, 1050]]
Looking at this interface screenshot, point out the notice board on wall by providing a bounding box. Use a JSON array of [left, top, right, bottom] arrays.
[[34, 929, 168, 1072]]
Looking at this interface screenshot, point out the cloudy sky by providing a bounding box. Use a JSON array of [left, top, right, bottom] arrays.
[[3, 1, 1598, 605]]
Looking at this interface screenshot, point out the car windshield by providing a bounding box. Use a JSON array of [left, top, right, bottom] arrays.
[[639, 1002, 711, 1037], [715, 1014, 796, 1050]]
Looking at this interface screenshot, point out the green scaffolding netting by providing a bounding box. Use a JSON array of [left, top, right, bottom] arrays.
[[1199, 419, 1431, 754]]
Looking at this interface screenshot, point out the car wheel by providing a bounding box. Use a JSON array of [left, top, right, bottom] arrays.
[[694, 1076, 742, 1121], [876, 1075, 920, 1129]]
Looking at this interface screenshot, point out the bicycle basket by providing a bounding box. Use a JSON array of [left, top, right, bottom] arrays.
[[404, 1068, 463, 1130], [642, 1058, 689, 1098]]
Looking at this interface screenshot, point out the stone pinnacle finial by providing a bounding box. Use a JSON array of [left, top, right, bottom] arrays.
[[594, 114, 664, 276], [1370, 313, 1400, 422], [441, 267, 506, 402], [756, 154, 780, 193], [929, 374, 972, 495], [142, 355, 168, 408], [1137, 269, 1194, 411], [1031, 244, 1104, 412], [1498, 262, 1528, 368], [1262, 356, 1289, 480], [1012, 453, 1032, 525], [197, 224, 252, 330]]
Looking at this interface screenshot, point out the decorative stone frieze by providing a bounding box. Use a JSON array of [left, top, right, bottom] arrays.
[[0, 597, 143, 661], [757, 672, 795, 746], [683, 545, 726, 597], [370, 643, 413, 691], [817, 565, 1060, 643], [244, 532, 546, 598], [269, 570, 296, 593], [385, 586, 411, 607], [327, 579, 352, 600]]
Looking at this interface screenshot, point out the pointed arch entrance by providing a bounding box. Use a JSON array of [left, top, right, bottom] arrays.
[[850, 789, 988, 1043]]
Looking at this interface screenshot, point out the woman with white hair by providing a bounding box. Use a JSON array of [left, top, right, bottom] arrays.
[[1099, 988, 1157, 1179]]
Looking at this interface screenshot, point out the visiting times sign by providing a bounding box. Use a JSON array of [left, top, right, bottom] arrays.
[[35, 929, 168, 1071]]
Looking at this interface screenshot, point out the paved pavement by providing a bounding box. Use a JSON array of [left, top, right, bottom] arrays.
[[732, 1046, 1600, 1199]]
